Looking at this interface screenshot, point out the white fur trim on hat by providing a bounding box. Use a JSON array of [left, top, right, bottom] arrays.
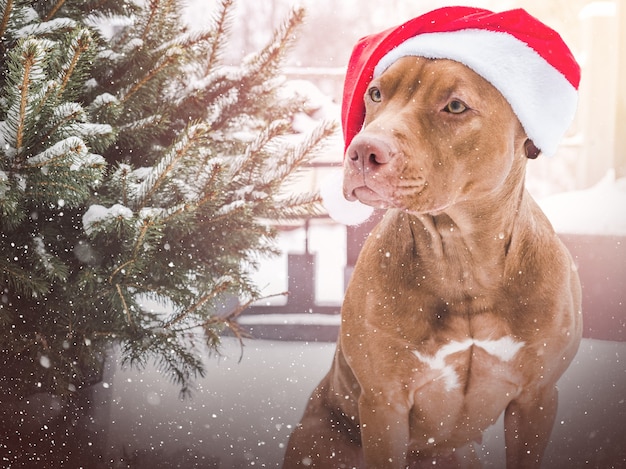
[[373, 29, 578, 156]]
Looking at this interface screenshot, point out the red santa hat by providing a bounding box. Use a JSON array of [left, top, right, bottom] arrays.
[[341, 6, 580, 157]]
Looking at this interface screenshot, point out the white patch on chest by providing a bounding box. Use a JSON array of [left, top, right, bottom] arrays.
[[412, 336, 524, 391]]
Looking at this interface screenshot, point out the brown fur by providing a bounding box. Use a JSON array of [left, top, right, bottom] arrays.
[[283, 57, 582, 469]]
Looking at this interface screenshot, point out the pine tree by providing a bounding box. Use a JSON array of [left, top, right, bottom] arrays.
[[0, 0, 334, 402]]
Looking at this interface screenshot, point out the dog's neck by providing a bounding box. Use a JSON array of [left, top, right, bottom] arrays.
[[411, 157, 529, 284]]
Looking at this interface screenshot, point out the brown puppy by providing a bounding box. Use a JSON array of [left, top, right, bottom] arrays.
[[283, 56, 582, 469]]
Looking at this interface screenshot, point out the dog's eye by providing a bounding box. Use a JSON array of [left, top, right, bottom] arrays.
[[368, 87, 382, 102], [444, 99, 468, 114]]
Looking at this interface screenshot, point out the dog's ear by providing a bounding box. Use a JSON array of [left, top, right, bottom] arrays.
[[524, 139, 541, 159]]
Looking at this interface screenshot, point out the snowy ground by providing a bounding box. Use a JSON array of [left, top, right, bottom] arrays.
[[89, 336, 625, 468], [538, 170, 626, 236]]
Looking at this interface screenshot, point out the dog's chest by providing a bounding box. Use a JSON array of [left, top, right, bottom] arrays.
[[412, 334, 524, 393], [402, 314, 527, 443], [396, 340, 519, 452]]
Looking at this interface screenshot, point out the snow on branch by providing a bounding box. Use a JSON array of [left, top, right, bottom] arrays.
[[32, 236, 67, 280], [83, 203, 133, 235], [15, 17, 77, 38], [51, 102, 114, 140], [26, 136, 89, 169], [71, 122, 114, 141], [53, 102, 87, 124], [0, 171, 9, 199], [90, 92, 120, 109]]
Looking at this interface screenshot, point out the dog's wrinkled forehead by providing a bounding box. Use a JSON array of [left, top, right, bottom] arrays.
[[341, 6, 580, 157], [361, 57, 493, 120], [370, 57, 484, 96]]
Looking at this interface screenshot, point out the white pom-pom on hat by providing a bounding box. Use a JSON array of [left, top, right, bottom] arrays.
[[321, 169, 374, 226]]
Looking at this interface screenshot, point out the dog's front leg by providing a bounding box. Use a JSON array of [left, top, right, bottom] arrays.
[[504, 384, 558, 468], [359, 389, 411, 468]]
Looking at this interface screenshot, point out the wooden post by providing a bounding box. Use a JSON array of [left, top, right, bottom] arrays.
[[287, 253, 316, 309], [614, 0, 626, 178], [577, 2, 618, 188], [287, 220, 316, 309], [344, 212, 382, 290]]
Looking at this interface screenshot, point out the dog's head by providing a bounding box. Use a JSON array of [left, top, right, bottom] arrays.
[[340, 7, 579, 216], [343, 57, 531, 214]]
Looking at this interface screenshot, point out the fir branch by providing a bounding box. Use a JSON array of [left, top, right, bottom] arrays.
[[204, 0, 234, 76], [242, 6, 305, 77], [162, 280, 231, 329], [115, 282, 134, 327], [201, 298, 257, 359], [119, 49, 180, 104], [25, 179, 90, 202], [43, 0, 66, 22], [32, 236, 68, 281], [141, 0, 176, 42], [262, 119, 337, 187], [161, 163, 223, 222], [145, 333, 206, 397], [130, 216, 155, 261], [156, 30, 213, 56], [14, 41, 34, 158], [25, 171, 101, 208], [172, 294, 293, 360], [57, 28, 92, 96], [268, 191, 323, 220], [118, 322, 207, 391], [35, 102, 84, 146], [172, 295, 259, 336], [111, 163, 133, 207], [106, 257, 133, 285], [192, 171, 222, 208], [0, 260, 48, 296], [15, 17, 77, 39], [33, 79, 60, 115], [109, 213, 156, 288], [237, 119, 291, 179], [0, 0, 13, 42], [108, 216, 156, 285], [6, 38, 53, 163], [118, 114, 164, 135], [202, 202, 248, 228], [135, 123, 208, 209], [159, 202, 190, 222], [140, 0, 159, 42]]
